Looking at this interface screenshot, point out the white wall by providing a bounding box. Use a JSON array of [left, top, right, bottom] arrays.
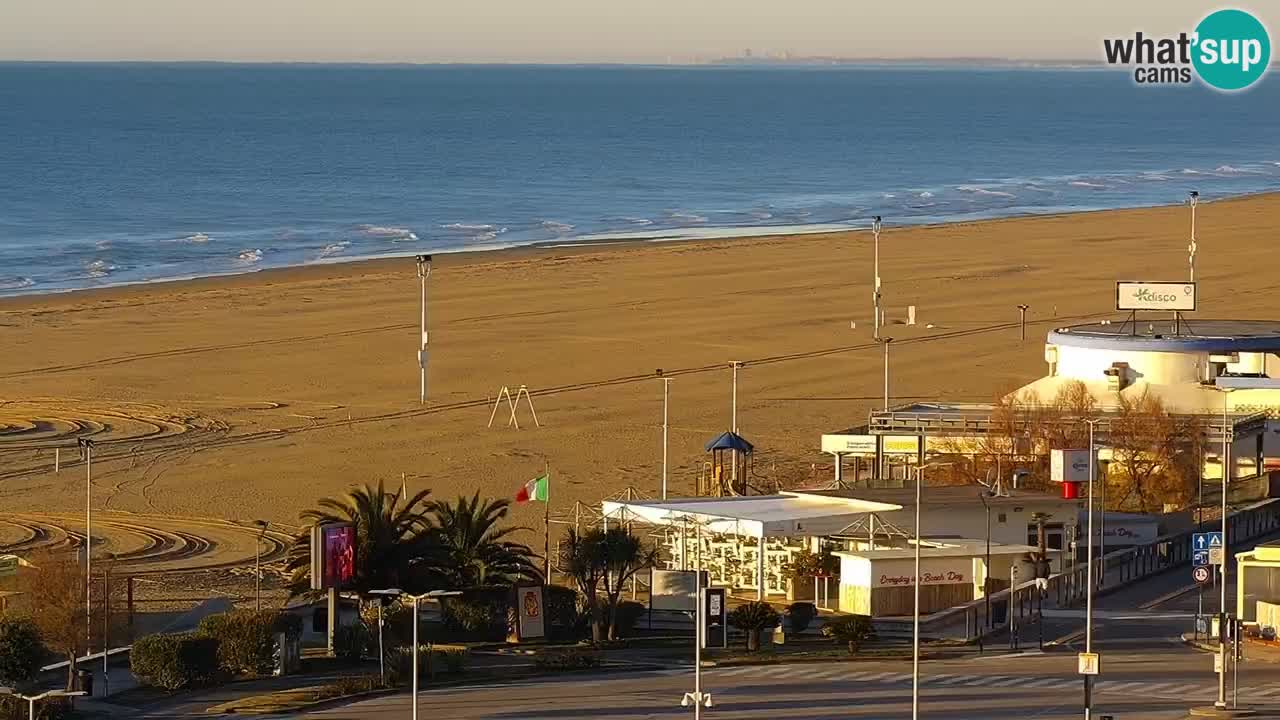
[[871, 499, 1078, 548], [1054, 345, 1207, 385]]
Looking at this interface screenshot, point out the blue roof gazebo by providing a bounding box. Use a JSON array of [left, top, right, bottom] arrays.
[[703, 431, 753, 497]]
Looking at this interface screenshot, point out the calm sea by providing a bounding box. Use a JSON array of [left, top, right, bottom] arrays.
[[1, 63, 1278, 295]]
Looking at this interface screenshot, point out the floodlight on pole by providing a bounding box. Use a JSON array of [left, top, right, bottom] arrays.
[[253, 520, 269, 611], [658, 370, 671, 500], [872, 216, 883, 340], [1188, 191, 1199, 283], [77, 437, 94, 654], [416, 254, 432, 404], [909, 461, 950, 720]]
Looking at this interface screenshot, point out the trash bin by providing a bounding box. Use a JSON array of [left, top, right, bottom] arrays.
[[77, 668, 94, 696]]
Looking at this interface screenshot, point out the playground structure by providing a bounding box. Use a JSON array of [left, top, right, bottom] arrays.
[[699, 431, 753, 496]]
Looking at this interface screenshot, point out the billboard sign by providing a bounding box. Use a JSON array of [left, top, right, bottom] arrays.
[[1050, 449, 1093, 483], [651, 569, 703, 612], [820, 434, 877, 455], [1115, 281, 1196, 311], [310, 522, 356, 591], [514, 585, 546, 640]]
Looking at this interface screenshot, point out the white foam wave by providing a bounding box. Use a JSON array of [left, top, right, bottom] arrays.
[[1215, 165, 1256, 174], [0, 276, 34, 290], [85, 260, 115, 278], [620, 217, 653, 226], [882, 192, 896, 199], [319, 242, 349, 258], [1180, 168, 1204, 175], [1069, 180, 1107, 189], [237, 249, 263, 263], [668, 212, 707, 224], [440, 223, 495, 233], [956, 185, 1016, 199], [749, 210, 774, 220], [360, 225, 419, 241], [540, 220, 575, 234], [917, 191, 934, 198], [94, 239, 113, 250]]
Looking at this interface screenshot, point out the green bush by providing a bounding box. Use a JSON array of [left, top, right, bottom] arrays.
[[821, 615, 874, 654], [130, 633, 220, 690], [385, 644, 470, 686], [532, 648, 601, 671], [440, 587, 509, 641], [0, 694, 72, 720], [0, 615, 43, 688], [785, 602, 818, 634], [334, 623, 370, 663], [543, 585, 586, 641], [611, 600, 646, 638], [315, 674, 388, 700], [727, 602, 781, 651], [196, 609, 300, 676]]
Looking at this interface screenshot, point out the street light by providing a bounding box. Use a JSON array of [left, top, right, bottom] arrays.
[[1083, 418, 1101, 720], [1211, 385, 1234, 709], [416, 254, 432, 404], [729, 361, 744, 491], [1187, 191, 1199, 283], [253, 520, 269, 611], [977, 485, 994, 641], [77, 437, 94, 653], [872, 215, 883, 340], [909, 461, 950, 720], [658, 371, 671, 500], [0, 689, 86, 720], [879, 337, 893, 411], [370, 588, 462, 720], [671, 514, 714, 719]]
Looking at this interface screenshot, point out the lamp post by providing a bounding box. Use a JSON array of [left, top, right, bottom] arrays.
[[880, 338, 893, 411], [978, 487, 993, 639], [372, 588, 462, 720], [0, 688, 86, 720], [729, 361, 743, 492], [674, 515, 713, 718], [1213, 385, 1234, 709], [416, 254, 432, 404], [1187, 191, 1199, 283], [1017, 304, 1029, 341], [1083, 418, 1101, 719], [253, 520, 269, 611], [77, 437, 94, 653], [872, 215, 882, 340], [659, 372, 671, 500], [909, 461, 950, 720]]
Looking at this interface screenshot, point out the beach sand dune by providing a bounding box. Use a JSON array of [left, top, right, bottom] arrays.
[[2, 195, 1279, 547]]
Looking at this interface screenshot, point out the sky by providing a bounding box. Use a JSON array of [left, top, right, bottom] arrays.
[[0, 0, 1271, 64]]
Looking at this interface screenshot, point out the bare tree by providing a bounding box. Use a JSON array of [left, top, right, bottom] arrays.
[[1107, 391, 1202, 512], [13, 551, 108, 690]]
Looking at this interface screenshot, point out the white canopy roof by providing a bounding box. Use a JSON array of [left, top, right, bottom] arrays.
[[601, 492, 903, 539]]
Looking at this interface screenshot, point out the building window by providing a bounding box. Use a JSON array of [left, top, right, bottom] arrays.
[[998, 513, 1007, 523]]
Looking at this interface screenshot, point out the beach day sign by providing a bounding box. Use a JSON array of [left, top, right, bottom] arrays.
[[1103, 9, 1271, 90]]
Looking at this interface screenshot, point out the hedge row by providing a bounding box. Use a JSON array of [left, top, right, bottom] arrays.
[[131, 609, 303, 690]]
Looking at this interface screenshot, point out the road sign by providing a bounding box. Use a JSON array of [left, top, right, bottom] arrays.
[[1195, 616, 1209, 634], [1193, 550, 1210, 567], [1193, 532, 1223, 551], [1215, 653, 1224, 673], [1193, 566, 1212, 585], [1208, 548, 1225, 566], [1078, 652, 1100, 675]]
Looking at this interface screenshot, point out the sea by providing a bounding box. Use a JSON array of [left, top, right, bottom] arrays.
[[2, 63, 1279, 296]]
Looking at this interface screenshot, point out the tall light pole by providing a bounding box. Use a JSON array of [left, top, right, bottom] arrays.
[[659, 372, 671, 500], [676, 515, 713, 718], [416, 254, 432, 404], [253, 520, 269, 611], [78, 437, 94, 655], [1017, 304, 1029, 341], [880, 338, 894, 410], [1187, 191, 1199, 283], [872, 216, 883, 340], [1083, 419, 1101, 719], [909, 461, 950, 720], [1214, 385, 1234, 709], [374, 589, 462, 720], [729, 361, 743, 492]]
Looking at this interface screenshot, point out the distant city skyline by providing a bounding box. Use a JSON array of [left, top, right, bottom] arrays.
[[0, 1, 1270, 64]]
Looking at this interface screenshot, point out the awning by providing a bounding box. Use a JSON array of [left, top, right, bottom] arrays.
[[602, 492, 902, 539]]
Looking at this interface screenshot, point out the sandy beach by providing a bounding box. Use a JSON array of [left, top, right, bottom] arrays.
[[3, 194, 1280, 550]]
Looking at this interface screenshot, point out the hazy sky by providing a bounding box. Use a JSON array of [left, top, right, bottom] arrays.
[[0, 1, 1270, 63]]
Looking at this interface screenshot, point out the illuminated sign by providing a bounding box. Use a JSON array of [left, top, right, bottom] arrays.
[[310, 522, 356, 591]]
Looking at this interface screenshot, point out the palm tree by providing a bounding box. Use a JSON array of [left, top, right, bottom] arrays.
[[560, 527, 608, 642], [286, 481, 437, 597], [559, 527, 656, 641], [426, 491, 540, 589]]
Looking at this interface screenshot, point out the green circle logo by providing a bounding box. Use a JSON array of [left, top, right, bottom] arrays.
[[1192, 9, 1271, 91]]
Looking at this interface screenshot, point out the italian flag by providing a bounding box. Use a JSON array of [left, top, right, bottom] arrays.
[[515, 473, 549, 503]]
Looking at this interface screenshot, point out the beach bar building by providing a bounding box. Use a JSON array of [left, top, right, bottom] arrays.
[[822, 319, 1280, 495]]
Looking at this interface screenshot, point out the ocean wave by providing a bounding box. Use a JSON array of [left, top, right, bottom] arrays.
[[749, 210, 774, 220], [667, 211, 707, 224], [85, 259, 115, 278], [1139, 173, 1173, 181], [956, 185, 1016, 199], [539, 220, 575, 234], [359, 225, 419, 241], [319, 242, 349, 258], [1180, 168, 1205, 175], [916, 191, 934, 198], [619, 217, 653, 226], [0, 276, 34, 290], [177, 232, 211, 243], [1069, 180, 1107, 189], [440, 223, 495, 233], [94, 239, 113, 250], [1215, 164, 1257, 174], [237, 249, 263, 263]]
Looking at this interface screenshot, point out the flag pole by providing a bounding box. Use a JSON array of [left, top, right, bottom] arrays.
[[543, 462, 551, 583]]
